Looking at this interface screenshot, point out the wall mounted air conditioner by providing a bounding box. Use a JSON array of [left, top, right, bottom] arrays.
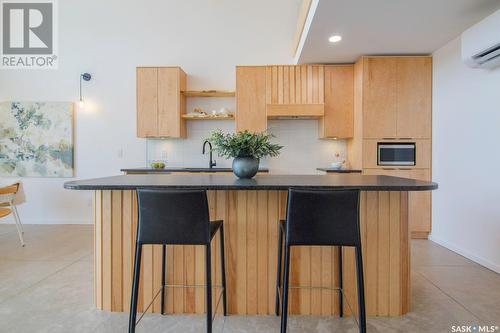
[[461, 9, 500, 69]]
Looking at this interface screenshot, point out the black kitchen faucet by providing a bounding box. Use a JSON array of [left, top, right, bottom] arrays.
[[202, 140, 216, 169]]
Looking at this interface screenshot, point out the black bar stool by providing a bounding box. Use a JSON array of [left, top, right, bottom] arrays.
[[129, 189, 227, 333], [275, 189, 366, 333]]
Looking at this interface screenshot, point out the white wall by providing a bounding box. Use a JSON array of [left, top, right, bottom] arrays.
[[431, 36, 500, 273], [0, 0, 345, 224]]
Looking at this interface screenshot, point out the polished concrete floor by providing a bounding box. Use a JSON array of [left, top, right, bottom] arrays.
[[0, 224, 499, 333]]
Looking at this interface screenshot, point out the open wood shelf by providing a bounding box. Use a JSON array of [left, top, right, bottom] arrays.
[[181, 90, 235, 97], [182, 114, 234, 120]]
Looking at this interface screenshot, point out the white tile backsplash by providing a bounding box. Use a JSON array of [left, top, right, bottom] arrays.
[[147, 119, 346, 174]]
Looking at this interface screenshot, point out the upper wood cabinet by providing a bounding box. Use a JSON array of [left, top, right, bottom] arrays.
[[396, 57, 432, 138], [319, 65, 354, 139], [362, 57, 398, 138], [137, 67, 158, 137], [236, 66, 267, 132], [361, 56, 432, 139], [136, 67, 186, 138], [265, 65, 325, 118]]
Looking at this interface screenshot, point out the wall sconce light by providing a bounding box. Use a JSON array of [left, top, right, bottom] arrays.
[[79, 72, 92, 108]]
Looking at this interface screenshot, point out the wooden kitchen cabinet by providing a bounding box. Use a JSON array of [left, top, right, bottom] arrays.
[[362, 57, 398, 138], [158, 67, 186, 137], [137, 67, 158, 137], [136, 67, 186, 138], [363, 168, 432, 238], [396, 57, 432, 138], [350, 56, 433, 238], [319, 65, 354, 138], [361, 56, 432, 139], [265, 65, 325, 118], [236, 66, 267, 132]]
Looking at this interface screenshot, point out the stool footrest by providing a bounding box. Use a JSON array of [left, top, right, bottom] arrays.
[[135, 285, 225, 326], [164, 284, 224, 289], [288, 285, 342, 291]]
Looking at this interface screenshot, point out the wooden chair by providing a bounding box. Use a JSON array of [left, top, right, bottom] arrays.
[[0, 183, 25, 246]]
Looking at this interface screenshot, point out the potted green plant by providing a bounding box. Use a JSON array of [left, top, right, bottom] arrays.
[[207, 130, 282, 178]]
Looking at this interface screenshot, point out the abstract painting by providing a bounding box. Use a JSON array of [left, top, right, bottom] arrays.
[[0, 102, 74, 177]]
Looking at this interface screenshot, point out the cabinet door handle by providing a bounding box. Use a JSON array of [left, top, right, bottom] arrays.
[[382, 168, 396, 170], [382, 138, 396, 140], [398, 138, 413, 140], [398, 168, 412, 170]]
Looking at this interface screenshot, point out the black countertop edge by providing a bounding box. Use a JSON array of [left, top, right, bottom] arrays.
[[316, 168, 362, 173], [64, 174, 438, 192], [65, 184, 437, 191], [121, 167, 269, 173]]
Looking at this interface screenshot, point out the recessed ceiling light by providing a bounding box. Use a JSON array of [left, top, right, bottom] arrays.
[[329, 35, 342, 43]]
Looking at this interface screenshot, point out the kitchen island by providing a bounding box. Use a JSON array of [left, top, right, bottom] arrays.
[[64, 174, 437, 318]]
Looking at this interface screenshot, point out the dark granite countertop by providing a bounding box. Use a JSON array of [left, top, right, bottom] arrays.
[[121, 167, 269, 173], [64, 174, 437, 191], [317, 168, 362, 173]]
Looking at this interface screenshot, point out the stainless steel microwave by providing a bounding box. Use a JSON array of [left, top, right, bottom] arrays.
[[377, 143, 416, 166]]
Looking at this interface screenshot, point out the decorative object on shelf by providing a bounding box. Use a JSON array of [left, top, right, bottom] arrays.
[[78, 72, 92, 109], [207, 130, 282, 179], [183, 107, 234, 120], [150, 161, 165, 169], [182, 114, 234, 120], [182, 90, 235, 97], [0, 102, 74, 177], [217, 107, 232, 117]]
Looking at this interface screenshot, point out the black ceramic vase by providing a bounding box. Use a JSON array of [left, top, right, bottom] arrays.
[[232, 156, 259, 179]]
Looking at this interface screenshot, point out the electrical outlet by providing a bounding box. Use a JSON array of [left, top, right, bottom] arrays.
[[161, 150, 167, 160], [117, 148, 124, 158]]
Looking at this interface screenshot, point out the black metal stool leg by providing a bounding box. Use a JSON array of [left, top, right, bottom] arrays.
[[275, 225, 284, 316], [219, 225, 227, 316], [161, 244, 166, 315], [280, 245, 291, 333], [355, 246, 367, 333], [338, 246, 343, 317], [129, 243, 142, 333], [206, 244, 212, 333]]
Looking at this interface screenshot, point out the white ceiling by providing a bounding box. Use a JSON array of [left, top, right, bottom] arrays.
[[297, 0, 500, 63]]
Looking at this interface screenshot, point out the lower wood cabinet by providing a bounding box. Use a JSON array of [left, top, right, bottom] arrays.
[[362, 168, 431, 239]]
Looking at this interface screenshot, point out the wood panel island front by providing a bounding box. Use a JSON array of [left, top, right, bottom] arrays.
[[64, 174, 437, 318]]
